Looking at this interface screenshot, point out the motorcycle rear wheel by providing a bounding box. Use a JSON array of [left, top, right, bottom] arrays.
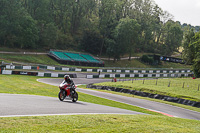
[[72, 92, 78, 102], [58, 90, 66, 101]]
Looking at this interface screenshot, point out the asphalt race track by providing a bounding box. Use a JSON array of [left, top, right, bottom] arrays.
[[0, 78, 145, 117], [38, 78, 200, 120], [0, 93, 144, 117], [1, 78, 200, 120]]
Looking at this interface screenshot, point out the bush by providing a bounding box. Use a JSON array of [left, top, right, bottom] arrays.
[[141, 55, 154, 65]]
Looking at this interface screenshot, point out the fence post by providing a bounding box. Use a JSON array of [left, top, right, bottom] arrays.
[[168, 81, 171, 87], [156, 79, 158, 86], [143, 79, 145, 84], [182, 82, 185, 88]]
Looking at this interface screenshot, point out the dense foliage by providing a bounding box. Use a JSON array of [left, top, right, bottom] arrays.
[[183, 30, 200, 77], [0, 0, 197, 59]]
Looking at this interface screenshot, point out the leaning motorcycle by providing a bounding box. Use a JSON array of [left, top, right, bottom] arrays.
[[58, 81, 78, 102]]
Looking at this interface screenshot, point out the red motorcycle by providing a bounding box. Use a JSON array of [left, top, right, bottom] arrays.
[[58, 81, 78, 102]]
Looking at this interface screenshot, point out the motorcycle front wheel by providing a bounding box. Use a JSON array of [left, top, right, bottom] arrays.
[[72, 92, 78, 102], [58, 90, 66, 101]]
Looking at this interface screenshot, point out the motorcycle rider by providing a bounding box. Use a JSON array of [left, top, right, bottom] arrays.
[[64, 75, 75, 95]]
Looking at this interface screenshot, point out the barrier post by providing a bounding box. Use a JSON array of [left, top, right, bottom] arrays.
[[182, 82, 185, 88], [168, 81, 171, 87]]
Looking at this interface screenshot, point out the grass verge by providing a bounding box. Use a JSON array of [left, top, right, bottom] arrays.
[[94, 78, 200, 102], [1, 115, 200, 133], [79, 85, 200, 113]]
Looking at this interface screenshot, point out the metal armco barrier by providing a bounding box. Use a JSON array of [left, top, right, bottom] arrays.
[[5, 65, 191, 74], [4, 64, 192, 79], [87, 73, 192, 78], [2, 70, 77, 78]]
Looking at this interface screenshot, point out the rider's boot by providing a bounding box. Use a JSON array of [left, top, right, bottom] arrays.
[[70, 88, 74, 97]]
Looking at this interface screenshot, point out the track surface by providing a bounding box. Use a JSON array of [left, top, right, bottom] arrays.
[[0, 93, 144, 117], [0, 78, 146, 117], [38, 78, 200, 120]]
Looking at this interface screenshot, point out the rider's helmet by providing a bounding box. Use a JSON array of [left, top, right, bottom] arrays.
[[64, 75, 70, 82]]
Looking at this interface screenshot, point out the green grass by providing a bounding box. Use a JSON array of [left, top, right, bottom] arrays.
[[103, 52, 190, 68], [104, 59, 190, 68], [1, 115, 200, 133], [0, 75, 159, 115], [0, 52, 190, 68], [0, 75, 58, 97], [94, 78, 200, 102], [0, 47, 44, 52], [0, 54, 61, 65], [104, 59, 150, 68]]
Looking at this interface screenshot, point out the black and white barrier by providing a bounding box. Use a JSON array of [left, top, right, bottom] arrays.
[[1, 70, 77, 78], [86, 73, 191, 78], [5, 65, 191, 74], [87, 84, 200, 108], [2, 70, 191, 79]]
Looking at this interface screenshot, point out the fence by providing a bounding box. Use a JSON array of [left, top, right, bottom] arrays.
[[118, 78, 200, 91], [5, 65, 191, 74]]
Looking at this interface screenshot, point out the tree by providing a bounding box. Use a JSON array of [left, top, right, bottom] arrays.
[[161, 21, 183, 55], [114, 18, 140, 61], [39, 23, 57, 49], [183, 29, 195, 64], [70, 0, 97, 35], [80, 30, 103, 55], [0, 0, 185, 56], [21, 0, 51, 22], [98, 0, 119, 56], [0, 0, 39, 48], [184, 31, 200, 77], [17, 15, 39, 49], [105, 38, 116, 60]]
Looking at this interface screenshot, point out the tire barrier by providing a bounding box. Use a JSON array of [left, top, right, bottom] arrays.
[[2, 70, 77, 78], [87, 84, 200, 108]]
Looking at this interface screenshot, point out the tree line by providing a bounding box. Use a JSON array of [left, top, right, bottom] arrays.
[[183, 30, 200, 77], [0, 0, 198, 61]]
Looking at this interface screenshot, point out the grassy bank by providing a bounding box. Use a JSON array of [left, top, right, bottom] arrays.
[[94, 78, 200, 102], [1, 115, 200, 133], [0, 53, 190, 68], [0, 54, 60, 66], [104, 59, 190, 68]]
